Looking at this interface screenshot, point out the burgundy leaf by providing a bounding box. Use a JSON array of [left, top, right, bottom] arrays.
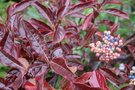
[[57, 0, 70, 19], [21, 20, 49, 64], [66, 19, 77, 26], [61, 44, 72, 54], [82, 13, 94, 30], [103, 0, 123, 5], [78, 0, 98, 2], [0, 24, 5, 41], [120, 85, 135, 90], [124, 64, 130, 74], [6, 4, 16, 21], [12, 0, 37, 15], [47, 74, 58, 87], [66, 54, 81, 59], [98, 20, 115, 27], [29, 18, 53, 31], [0, 32, 9, 48], [80, 27, 97, 46], [5, 69, 24, 90], [110, 24, 119, 35], [57, 6, 66, 20], [50, 57, 76, 81], [36, 74, 45, 90], [89, 71, 110, 90], [62, 0, 70, 16], [18, 58, 29, 69], [53, 25, 65, 43], [95, 32, 104, 37], [44, 80, 55, 90], [0, 50, 23, 70], [127, 45, 135, 59], [0, 78, 4, 83], [99, 67, 120, 83], [0, 82, 11, 90], [33, 2, 54, 25], [25, 80, 55, 90], [52, 47, 64, 58], [27, 61, 48, 78], [74, 83, 103, 90], [124, 32, 135, 46], [67, 61, 84, 71], [65, 26, 78, 38], [102, 8, 129, 19], [63, 81, 75, 90], [75, 72, 92, 83], [66, 1, 98, 15], [0, 32, 20, 59], [63, 80, 103, 90], [70, 13, 86, 18], [37, 29, 52, 36], [13, 14, 20, 30], [25, 82, 37, 90], [7, 14, 18, 30]]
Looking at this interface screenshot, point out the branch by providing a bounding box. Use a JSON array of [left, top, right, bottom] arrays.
[[107, 79, 120, 89], [117, 54, 131, 60]]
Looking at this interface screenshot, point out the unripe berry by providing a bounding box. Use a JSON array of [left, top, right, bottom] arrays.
[[132, 66, 135, 71], [107, 31, 111, 34]]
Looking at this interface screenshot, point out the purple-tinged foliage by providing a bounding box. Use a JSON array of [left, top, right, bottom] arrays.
[[0, 0, 133, 90]]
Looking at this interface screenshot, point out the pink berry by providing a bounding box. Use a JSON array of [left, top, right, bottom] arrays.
[[106, 53, 109, 55], [104, 36, 108, 40], [110, 36, 114, 40], [110, 43, 113, 46], [119, 40, 123, 43], [99, 57, 103, 60], [96, 53, 100, 56], [116, 47, 121, 52], [91, 48, 94, 52], [104, 31, 107, 33], [114, 56, 117, 59], [106, 58, 109, 61], [104, 40, 108, 43], [114, 42, 118, 45], [106, 56, 109, 58], [119, 42, 123, 45], [116, 53, 120, 57]]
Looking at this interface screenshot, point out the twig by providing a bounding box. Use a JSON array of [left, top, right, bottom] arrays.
[[117, 54, 131, 60], [123, 37, 135, 46], [94, 61, 102, 70], [107, 79, 120, 89]]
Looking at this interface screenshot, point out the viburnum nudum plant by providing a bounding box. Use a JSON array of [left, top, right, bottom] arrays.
[[0, 0, 135, 90]]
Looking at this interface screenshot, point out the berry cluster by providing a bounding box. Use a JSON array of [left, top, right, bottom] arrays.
[[89, 31, 123, 61], [129, 66, 135, 85]]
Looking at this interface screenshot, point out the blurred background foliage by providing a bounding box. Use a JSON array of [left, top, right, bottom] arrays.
[[0, 0, 134, 37], [0, 0, 135, 87]]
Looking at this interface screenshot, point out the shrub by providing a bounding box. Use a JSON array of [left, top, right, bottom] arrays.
[[0, 0, 134, 90]]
